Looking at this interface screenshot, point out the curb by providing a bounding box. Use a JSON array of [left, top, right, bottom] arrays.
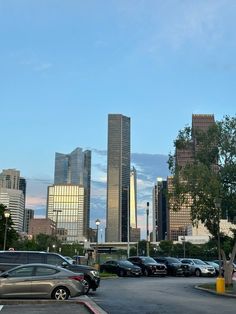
[[195, 285, 236, 298], [78, 295, 108, 314], [0, 295, 108, 314]]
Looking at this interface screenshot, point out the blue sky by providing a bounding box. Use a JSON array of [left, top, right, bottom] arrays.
[[1, 0, 236, 238]]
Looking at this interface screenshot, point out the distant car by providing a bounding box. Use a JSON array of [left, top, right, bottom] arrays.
[[63, 256, 76, 264], [100, 260, 142, 277], [213, 260, 236, 275], [128, 256, 167, 276], [204, 261, 220, 276], [0, 263, 85, 300], [154, 257, 190, 277], [180, 258, 216, 277]]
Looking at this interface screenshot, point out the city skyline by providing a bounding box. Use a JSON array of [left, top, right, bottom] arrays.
[[1, 1, 236, 238]]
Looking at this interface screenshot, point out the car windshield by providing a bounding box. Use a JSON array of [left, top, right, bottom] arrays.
[[193, 259, 206, 265], [141, 257, 156, 263], [167, 258, 180, 263], [118, 260, 134, 266]]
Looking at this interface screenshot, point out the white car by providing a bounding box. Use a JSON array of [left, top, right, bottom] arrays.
[[180, 258, 216, 277]]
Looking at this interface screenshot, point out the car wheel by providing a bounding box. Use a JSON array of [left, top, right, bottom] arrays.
[[52, 286, 70, 300], [82, 278, 91, 294], [119, 269, 125, 277], [195, 269, 201, 277], [143, 269, 149, 276]]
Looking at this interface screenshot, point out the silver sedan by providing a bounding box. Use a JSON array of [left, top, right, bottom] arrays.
[[0, 263, 85, 300]]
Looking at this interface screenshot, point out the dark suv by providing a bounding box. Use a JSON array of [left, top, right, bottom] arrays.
[[128, 256, 167, 276], [154, 257, 190, 276], [0, 251, 100, 293]]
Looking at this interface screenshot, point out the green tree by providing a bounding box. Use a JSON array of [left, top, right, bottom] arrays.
[[0, 203, 18, 249], [168, 115, 236, 285]]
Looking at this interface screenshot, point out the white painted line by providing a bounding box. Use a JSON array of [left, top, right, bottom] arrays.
[[0, 305, 3, 311]]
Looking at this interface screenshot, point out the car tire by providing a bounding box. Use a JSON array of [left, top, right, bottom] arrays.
[[52, 286, 70, 300], [143, 269, 149, 276], [195, 269, 201, 277], [118, 269, 125, 277], [83, 277, 91, 294]]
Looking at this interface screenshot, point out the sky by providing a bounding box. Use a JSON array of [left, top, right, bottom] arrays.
[[1, 0, 236, 239]]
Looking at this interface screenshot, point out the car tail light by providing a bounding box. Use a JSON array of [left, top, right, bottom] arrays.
[[70, 275, 84, 282]]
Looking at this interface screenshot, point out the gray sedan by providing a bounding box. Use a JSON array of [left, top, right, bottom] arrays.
[[0, 263, 85, 300]]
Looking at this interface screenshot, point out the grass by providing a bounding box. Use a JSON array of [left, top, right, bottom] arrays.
[[199, 282, 236, 294], [99, 271, 118, 278]]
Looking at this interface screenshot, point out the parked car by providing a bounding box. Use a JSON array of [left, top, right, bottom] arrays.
[[0, 263, 85, 300], [100, 259, 142, 277], [180, 258, 216, 277], [213, 260, 236, 275], [0, 251, 100, 294], [128, 256, 167, 276], [204, 261, 220, 276], [63, 256, 76, 264], [154, 257, 191, 277]]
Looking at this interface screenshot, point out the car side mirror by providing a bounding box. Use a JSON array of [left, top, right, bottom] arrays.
[[1, 273, 9, 278], [61, 262, 68, 268]]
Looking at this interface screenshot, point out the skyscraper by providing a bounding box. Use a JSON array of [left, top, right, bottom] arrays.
[[47, 147, 91, 242], [168, 114, 215, 241], [129, 167, 140, 242], [152, 178, 167, 242], [106, 114, 131, 242], [0, 169, 26, 232], [130, 167, 137, 229]]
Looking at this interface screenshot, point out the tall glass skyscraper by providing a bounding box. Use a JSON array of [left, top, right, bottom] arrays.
[[47, 147, 91, 242], [106, 114, 130, 242]]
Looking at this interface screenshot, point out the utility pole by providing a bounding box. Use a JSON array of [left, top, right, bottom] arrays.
[[146, 202, 149, 256]]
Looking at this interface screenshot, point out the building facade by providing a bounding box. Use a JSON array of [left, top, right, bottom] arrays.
[[167, 114, 215, 241], [152, 178, 168, 242], [106, 114, 131, 242], [47, 184, 85, 243], [0, 169, 26, 232], [29, 218, 55, 238], [0, 188, 25, 232], [51, 147, 91, 241]]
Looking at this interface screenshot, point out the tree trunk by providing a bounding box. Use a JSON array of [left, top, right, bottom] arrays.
[[221, 242, 236, 286]]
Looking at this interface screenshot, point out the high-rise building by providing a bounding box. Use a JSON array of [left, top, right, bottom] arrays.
[[0, 169, 26, 232], [0, 169, 20, 189], [24, 208, 34, 234], [152, 178, 167, 242], [130, 167, 140, 242], [130, 167, 137, 229], [47, 185, 85, 243], [0, 188, 25, 232], [47, 147, 91, 242], [106, 114, 131, 242], [168, 114, 215, 241]]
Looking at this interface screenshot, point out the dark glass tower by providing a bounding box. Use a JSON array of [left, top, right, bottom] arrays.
[[106, 114, 130, 242]]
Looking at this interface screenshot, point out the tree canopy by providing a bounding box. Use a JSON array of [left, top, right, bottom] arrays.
[[0, 203, 19, 249], [168, 115, 236, 238]]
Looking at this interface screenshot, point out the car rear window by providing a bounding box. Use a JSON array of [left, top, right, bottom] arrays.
[[0, 252, 27, 264]]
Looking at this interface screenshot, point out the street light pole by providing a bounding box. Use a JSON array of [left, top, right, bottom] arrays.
[[215, 198, 225, 294], [95, 219, 100, 267], [53, 209, 62, 237], [146, 202, 150, 256], [3, 209, 11, 251], [215, 199, 222, 278], [127, 187, 130, 258]]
